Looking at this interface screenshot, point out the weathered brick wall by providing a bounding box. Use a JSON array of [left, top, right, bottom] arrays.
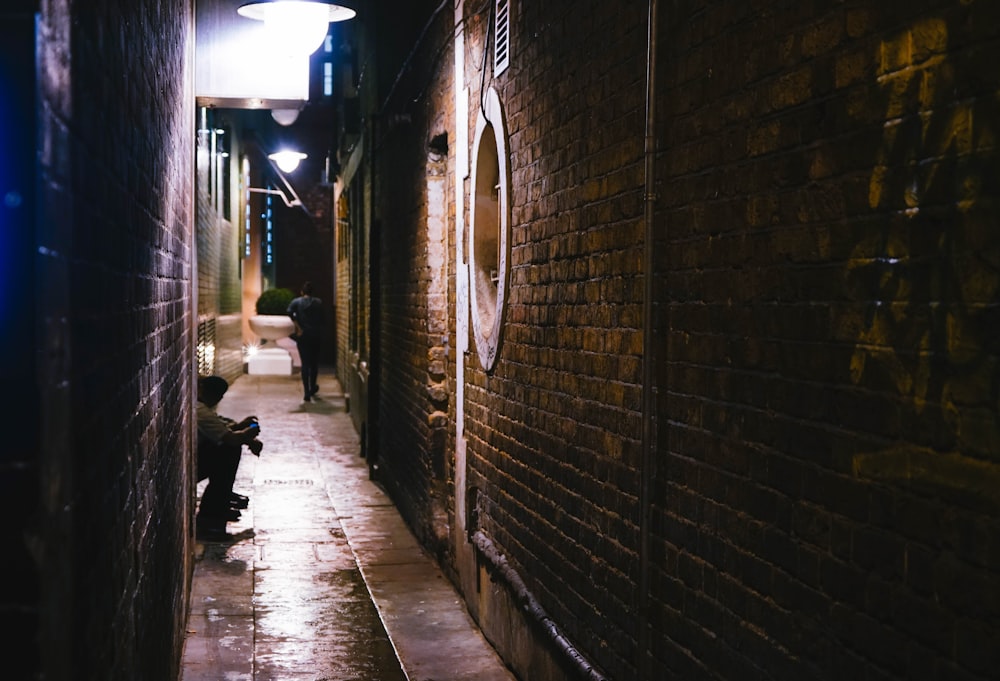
[[334, 189, 353, 389], [374, 3, 458, 555], [34, 0, 195, 679], [335, 6, 385, 427], [650, 1, 1000, 679], [196, 116, 243, 383], [457, 1, 649, 677], [369, 0, 999, 679]]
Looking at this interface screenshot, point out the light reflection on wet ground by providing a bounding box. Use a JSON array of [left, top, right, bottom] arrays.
[[182, 371, 514, 681], [181, 374, 405, 681]]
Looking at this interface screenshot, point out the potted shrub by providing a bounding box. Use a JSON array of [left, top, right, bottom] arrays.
[[249, 287, 296, 340], [255, 287, 295, 315]]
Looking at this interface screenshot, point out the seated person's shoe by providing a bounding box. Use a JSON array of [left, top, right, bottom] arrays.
[[230, 492, 250, 509]]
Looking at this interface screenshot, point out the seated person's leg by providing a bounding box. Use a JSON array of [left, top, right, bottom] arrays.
[[196, 436, 212, 482], [197, 440, 242, 522]]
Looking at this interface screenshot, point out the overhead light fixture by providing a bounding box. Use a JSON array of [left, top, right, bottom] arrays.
[[268, 150, 307, 173], [271, 108, 302, 126], [237, 1, 356, 56]]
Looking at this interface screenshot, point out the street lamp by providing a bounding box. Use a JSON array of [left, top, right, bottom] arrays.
[[245, 150, 311, 213], [237, 0, 356, 56], [268, 150, 307, 173]]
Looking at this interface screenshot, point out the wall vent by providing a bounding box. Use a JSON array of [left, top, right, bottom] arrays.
[[494, 0, 510, 76]]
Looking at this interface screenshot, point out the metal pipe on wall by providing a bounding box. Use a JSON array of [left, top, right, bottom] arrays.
[[638, 0, 660, 677], [472, 531, 610, 681]]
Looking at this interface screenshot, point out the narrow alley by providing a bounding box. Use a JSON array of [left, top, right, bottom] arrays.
[[180, 370, 514, 681], [8, 1, 1000, 678]]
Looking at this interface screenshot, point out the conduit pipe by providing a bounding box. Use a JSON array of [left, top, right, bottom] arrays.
[[471, 531, 610, 681], [246, 155, 312, 214], [266, 155, 311, 213], [638, 0, 660, 678]]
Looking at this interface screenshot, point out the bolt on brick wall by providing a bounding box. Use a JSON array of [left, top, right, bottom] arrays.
[[651, 1, 1000, 679], [33, 1, 195, 680]]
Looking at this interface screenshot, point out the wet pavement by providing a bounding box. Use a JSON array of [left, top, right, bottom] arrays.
[[181, 369, 515, 681]]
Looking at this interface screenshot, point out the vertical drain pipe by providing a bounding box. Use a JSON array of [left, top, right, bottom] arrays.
[[638, 0, 659, 678]]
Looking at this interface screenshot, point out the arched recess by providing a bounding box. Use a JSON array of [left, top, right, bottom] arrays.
[[469, 86, 511, 372]]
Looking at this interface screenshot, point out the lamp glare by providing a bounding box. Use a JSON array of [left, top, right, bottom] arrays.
[[269, 150, 307, 173], [238, 1, 356, 57]]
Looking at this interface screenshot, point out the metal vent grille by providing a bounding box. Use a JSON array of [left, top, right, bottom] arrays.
[[494, 0, 510, 76]]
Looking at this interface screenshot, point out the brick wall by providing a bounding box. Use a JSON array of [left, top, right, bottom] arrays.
[[650, 1, 1000, 678], [460, 1, 649, 676], [335, 189, 351, 385], [368, 0, 999, 679], [372, 4, 457, 554], [335, 149, 373, 444], [32, 1, 195, 679], [196, 115, 243, 383]]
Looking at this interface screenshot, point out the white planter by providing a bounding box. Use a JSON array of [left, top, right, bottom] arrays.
[[249, 314, 295, 341], [247, 315, 295, 375]]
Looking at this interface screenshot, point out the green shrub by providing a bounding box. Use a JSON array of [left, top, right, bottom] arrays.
[[255, 287, 295, 315]]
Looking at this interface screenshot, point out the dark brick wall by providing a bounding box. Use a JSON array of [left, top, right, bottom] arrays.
[[459, 1, 649, 676], [373, 2, 458, 554], [31, 1, 195, 679], [196, 117, 243, 383], [334, 189, 351, 383], [366, 0, 1000, 678], [650, 2, 1000, 679]]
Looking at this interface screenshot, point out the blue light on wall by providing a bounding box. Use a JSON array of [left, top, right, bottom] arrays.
[[0, 15, 35, 361], [265, 193, 273, 265], [244, 193, 251, 257]]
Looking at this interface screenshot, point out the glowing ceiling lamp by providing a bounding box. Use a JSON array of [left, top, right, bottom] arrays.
[[268, 150, 307, 173], [271, 108, 302, 126], [237, 0, 356, 57]]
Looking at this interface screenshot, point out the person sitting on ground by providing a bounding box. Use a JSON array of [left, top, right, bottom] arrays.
[[196, 375, 263, 540]]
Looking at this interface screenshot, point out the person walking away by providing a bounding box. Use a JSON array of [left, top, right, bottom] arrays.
[[196, 375, 263, 540], [287, 281, 324, 401]]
